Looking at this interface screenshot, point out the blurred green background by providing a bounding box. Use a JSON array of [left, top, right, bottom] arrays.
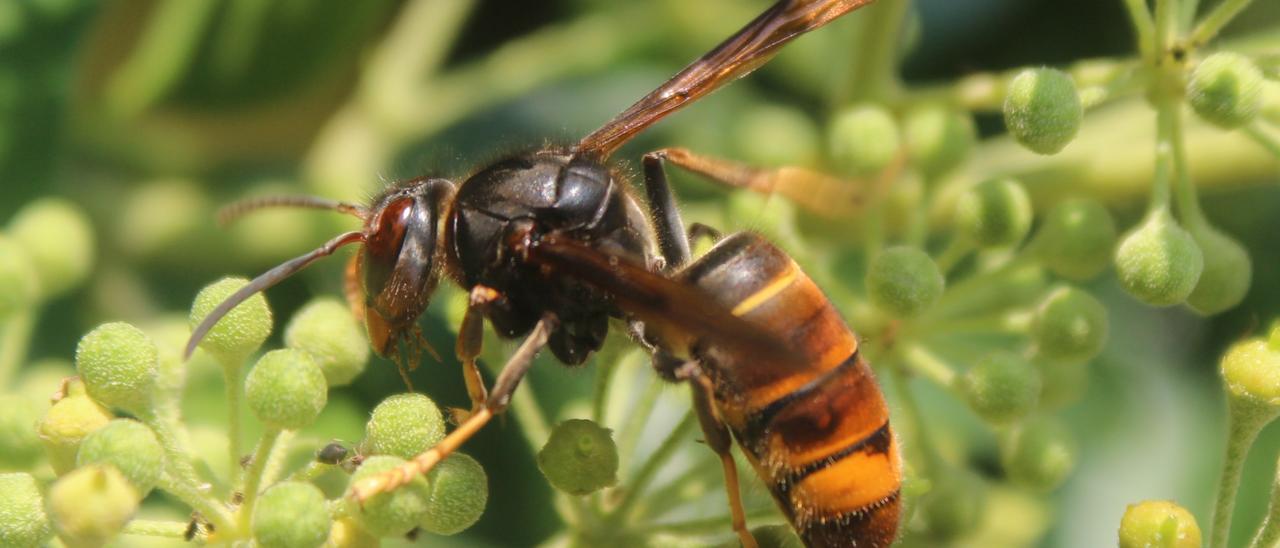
[[2, 0, 1279, 546]]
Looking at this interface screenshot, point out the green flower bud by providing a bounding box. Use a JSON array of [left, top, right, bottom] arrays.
[[246, 349, 327, 431], [7, 198, 95, 298], [419, 453, 488, 535], [0, 235, 38, 318], [189, 277, 272, 363], [955, 178, 1033, 247], [1188, 52, 1264, 129], [47, 465, 138, 546], [866, 246, 944, 318], [1220, 334, 1280, 409], [1118, 500, 1201, 548], [362, 393, 445, 460], [253, 481, 331, 548], [904, 104, 976, 178], [0, 394, 44, 470], [0, 473, 52, 547], [1001, 416, 1076, 491], [349, 455, 431, 537], [1115, 210, 1203, 307], [733, 105, 820, 167], [37, 395, 112, 474], [76, 419, 164, 497], [1033, 199, 1117, 281], [961, 352, 1042, 424], [285, 298, 369, 386], [750, 524, 804, 548], [536, 419, 618, 495], [1032, 286, 1108, 363], [327, 517, 378, 548], [1003, 68, 1083, 154], [75, 322, 158, 416], [1186, 225, 1251, 315], [920, 470, 986, 541], [828, 104, 901, 176]]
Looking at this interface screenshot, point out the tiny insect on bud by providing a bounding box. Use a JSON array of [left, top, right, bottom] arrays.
[[920, 470, 987, 541], [828, 104, 901, 177], [537, 419, 618, 496], [76, 419, 164, 497], [246, 349, 328, 431], [252, 481, 331, 548], [733, 104, 820, 167], [960, 352, 1042, 424], [1032, 199, 1117, 281], [1032, 286, 1109, 363], [955, 178, 1033, 248], [7, 198, 95, 298], [189, 277, 273, 364], [317, 441, 350, 465], [866, 246, 944, 318], [904, 104, 976, 179], [0, 236, 38, 319], [1186, 225, 1251, 316], [1188, 52, 1264, 129], [75, 322, 159, 417], [37, 395, 112, 474], [0, 394, 44, 470], [285, 298, 370, 386], [1001, 415, 1077, 492], [349, 455, 432, 537], [362, 393, 445, 460], [46, 465, 138, 547], [1114, 210, 1204, 307], [0, 473, 52, 548], [1003, 68, 1083, 155], [1118, 500, 1201, 548], [419, 453, 488, 536]]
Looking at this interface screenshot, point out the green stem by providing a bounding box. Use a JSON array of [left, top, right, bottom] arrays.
[[630, 455, 722, 520], [834, 0, 910, 106], [1150, 97, 1178, 214], [238, 427, 283, 532], [1243, 124, 1280, 159], [0, 310, 34, 388], [900, 344, 957, 389], [1209, 399, 1278, 548], [934, 236, 973, 275], [156, 473, 234, 534], [615, 379, 663, 474], [140, 410, 232, 531], [1247, 454, 1280, 548], [1154, 0, 1180, 55], [223, 359, 246, 487], [1169, 103, 1209, 229], [259, 429, 295, 489], [121, 519, 195, 540], [613, 411, 697, 521], [1123, 0, 1157, 61], [1189, 0, 1256, 47]]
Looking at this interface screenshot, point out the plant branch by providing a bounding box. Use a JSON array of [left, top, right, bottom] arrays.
[[1189, 0, 1256, 47], [1209, 400, 1277, 548], [237, 427, 282, 532], [122, 519, 196, 540], [1123, 0, 1157, 61]]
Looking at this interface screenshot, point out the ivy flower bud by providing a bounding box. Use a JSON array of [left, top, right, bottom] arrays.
[[1001, 416, 1077, 491], [1032, 286, 1108, 363], [76, 419, 164, 496], [1188, 52, 1264, 129], [904, 104, 976, 179], [1033, 199, 1117, 281], [537, 419, 618, 495], [1186, 225, 1251, 316], [866, 246, 944, 318], [0, 394, 44, 470], [0, 473, 52, 548], [1220, 331, 1280, 411], [920, 470, 987, 541], [750, 524, 804, 548], [1003, 68, 1083, 154], [955, 178, 1033, 247], [285, 298, 369, 386], [37, 395, 112, 474], [1114, 210, 1203, 307], [1118, 500, 1201, 548], [420, 453, 488, 535], [246, 349, 327, 431], [47, 465, 138, 546], [960, 352, 1042, 424], [362, 393, 445, 459], [0, 236, 37, 318], [7, 198, 95, 298], [349, 455, 431, 537], [252, 482, 331, 548], [189, 277, 272, 363], [733, 105, 819, 167], [828, 104, 901, 176], [75, 322, 158, 416], [327, 517, 378, 548]]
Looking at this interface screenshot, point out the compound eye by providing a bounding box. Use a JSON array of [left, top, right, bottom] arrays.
[[362, 197, 414, 297]]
